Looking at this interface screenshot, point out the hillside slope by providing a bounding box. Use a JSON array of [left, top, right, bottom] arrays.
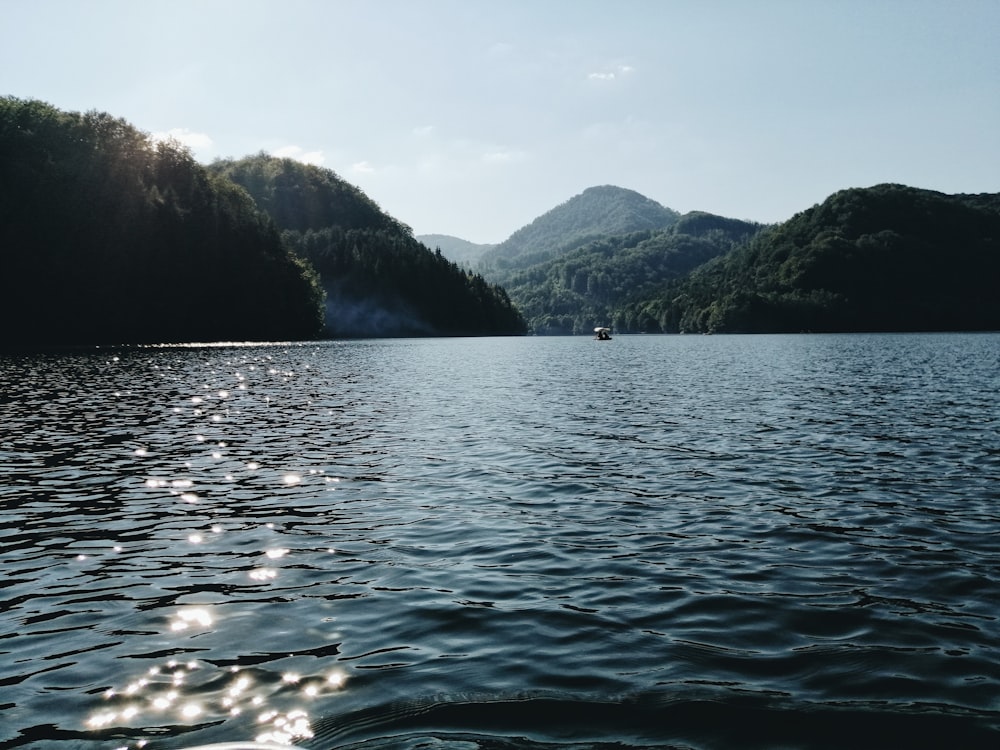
[[502, 213, 762, 334], [0, 98, 324, 346], [211, 155, 526, 337], [481, 185, 681, 274], [620, 184, 1000, 333]]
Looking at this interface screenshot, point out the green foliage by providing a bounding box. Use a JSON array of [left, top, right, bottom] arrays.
[[624, 184, 1000, 333], [0, 97, 324, 346], [212, 155, 526, 337], [481, 185, 681, 274], [497, 213, 762, 334], [211, 153, 405, 235]]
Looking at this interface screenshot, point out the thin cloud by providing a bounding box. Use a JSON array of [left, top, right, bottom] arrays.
[[351, 161, 375, 174], [271, 145, 325, 165], [151, 127, 213, 150], [587, 64, 636, 82]]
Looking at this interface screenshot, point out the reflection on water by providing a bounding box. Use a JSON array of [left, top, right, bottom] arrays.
[[1, 334, 999, 749], [87, 642, 339, 746]]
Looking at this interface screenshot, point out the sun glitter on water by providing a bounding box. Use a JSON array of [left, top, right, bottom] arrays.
[[86, 654, 348, 747]]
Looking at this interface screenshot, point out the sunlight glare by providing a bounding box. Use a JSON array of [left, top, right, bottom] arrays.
[[170, 607, 213, 631], [256, 708, 313, 745], [327, 670, 347, 688], [152, 690, 178, 710], [88, 710, 117, 728], [181, 702, 202, 718]]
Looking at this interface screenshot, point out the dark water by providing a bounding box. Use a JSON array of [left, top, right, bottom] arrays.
[[1, 334, 998, 750]]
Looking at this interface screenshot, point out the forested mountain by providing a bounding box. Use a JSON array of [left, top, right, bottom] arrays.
[[480, 185, 681, 273], [7, 98, 992, 342], [416, 234, 496, 267], [500, 213, 762, 334], [618, 184, 1000, 333], [211, 155, 525, 337], [0, 97, 324, 346]]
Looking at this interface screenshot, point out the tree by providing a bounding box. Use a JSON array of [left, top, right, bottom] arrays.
[[0, 97, 325, 346], [212, 155, 526, 337]]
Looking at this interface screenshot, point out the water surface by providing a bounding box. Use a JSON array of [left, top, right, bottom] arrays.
[[1, 334, 998, 749]]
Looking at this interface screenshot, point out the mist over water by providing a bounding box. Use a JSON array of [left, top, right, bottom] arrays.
[[1, 334, 998, 749]]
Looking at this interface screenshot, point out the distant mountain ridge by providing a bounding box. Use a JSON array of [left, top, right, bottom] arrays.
[[500, 212, 763, 334], [481, 185, 681, 273], [11, 100, 992, 343], [416, 234, 496, 267], [459, 180, 999, 335]]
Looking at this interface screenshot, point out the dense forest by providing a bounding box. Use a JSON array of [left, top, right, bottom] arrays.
[[617, 184, 1000, 333], [480, 185, 681, 274], [498, 213, 762, 334], [210, 155, 525, 337], [467, 181, 999, 335], [0, 97, 324, 346], [0, 98, 524, 346], [6, 97, 995, 343]]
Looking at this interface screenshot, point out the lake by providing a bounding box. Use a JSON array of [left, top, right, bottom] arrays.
[[1, 333, 998, 749]]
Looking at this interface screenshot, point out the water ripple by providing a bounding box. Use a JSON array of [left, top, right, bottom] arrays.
[[1, 334, 998, 749]]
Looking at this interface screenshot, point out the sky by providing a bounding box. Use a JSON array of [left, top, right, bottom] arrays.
[[2, 0, 998, 243]]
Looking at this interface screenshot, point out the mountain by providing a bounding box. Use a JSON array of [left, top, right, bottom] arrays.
[[210, 155, 526, 337], [502, 212, 763, 334], [618, 184, 1000, 333], [0, 98, 324, 346], [480, 185, 681, 275], [416, 234, 496, 267]]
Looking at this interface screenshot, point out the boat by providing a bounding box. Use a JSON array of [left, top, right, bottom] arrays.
[[594, 327, 612, 340]]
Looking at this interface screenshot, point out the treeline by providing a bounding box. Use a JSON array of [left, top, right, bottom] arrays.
[[0, 98, 525, 346], [618, 184, 1000, 333], [498, 213, 763, 334], [211, 155, 526, 337], [9, 97, 992, 342], [0, 97, 324, 346]]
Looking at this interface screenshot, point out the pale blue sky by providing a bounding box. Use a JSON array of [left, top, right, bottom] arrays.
[[3, 0, 998, 242]]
